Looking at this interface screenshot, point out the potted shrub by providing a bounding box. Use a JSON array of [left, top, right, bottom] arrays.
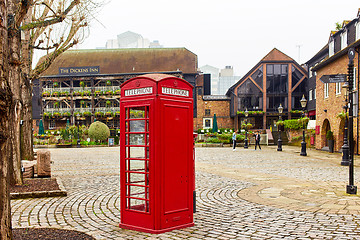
[[80, 81, 85, 88], [106, 80, 112, 86], [106, 100, 111, 107], [326, 130, 334, 153]]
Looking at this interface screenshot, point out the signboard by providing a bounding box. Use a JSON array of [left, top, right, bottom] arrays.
[[124, 87, 153, 97], [108, 138, 114, 146], [59, 66, 100, 75], [162, 87, 189, 97], [320, 74, 346, 83]]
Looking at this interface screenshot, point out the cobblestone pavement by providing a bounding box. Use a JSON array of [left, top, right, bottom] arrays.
[[11, 146, 360, 239]]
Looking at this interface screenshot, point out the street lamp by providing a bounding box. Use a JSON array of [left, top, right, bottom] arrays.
[[76, 113, 81, 148], [341, 82, 350, 166], [244, 108, 249, 149], [300, 95, 307, 156], [277, 104, 283, 151], [346, 47, 357, 194]]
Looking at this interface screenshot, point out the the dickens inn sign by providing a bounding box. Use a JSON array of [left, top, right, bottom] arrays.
[[59, 66, 100, 75]]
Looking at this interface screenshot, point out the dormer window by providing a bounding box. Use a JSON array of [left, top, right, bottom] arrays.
[[356, 21, 360, 40], [341, 29, 348, 50], [329, 38, 335, 57]]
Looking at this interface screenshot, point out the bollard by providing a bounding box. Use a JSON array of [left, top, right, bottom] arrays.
[[37, 150, 51, 177]]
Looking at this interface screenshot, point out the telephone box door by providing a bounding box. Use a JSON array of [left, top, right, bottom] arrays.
[[120, 102, 154, 230]]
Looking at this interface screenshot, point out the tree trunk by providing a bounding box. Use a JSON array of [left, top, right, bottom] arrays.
[[0, 0, 13, 238], [8, 0, 23, 185], [20, 9, 34, 162], [21, 78, 34, 161]]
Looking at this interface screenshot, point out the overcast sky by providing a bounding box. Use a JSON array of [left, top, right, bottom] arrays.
[[78, 0, 360, 76]]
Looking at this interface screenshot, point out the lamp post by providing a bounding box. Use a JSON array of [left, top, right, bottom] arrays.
[[76, 113, 81, 148], [346, 48, 357, 194], [277, 104, 283, 151], [244, 108, 249, 149], [341, 81, 350, 166], [300, 95, 307, 156]]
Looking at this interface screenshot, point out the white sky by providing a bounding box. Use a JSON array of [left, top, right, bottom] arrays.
[[78, 0, 360, 76]]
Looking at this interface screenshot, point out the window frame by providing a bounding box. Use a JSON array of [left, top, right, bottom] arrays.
[[324, 83, 329, 98], [341, 29, 348, 50], [329, 39, 335, 57], [335, 82, 342, 95]]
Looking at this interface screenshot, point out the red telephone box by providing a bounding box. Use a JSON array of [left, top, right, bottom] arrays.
[[119, 74, 194, 233]]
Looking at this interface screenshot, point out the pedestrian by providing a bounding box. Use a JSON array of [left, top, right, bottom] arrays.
[[232, 131, 237, 151], [255, 131, 261, 150]]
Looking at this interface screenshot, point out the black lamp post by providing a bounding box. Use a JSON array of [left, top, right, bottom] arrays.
[[76, 113, 81, 148], [300, 95, 307, 156], [244, 108, 249, 149], [277, 104, 283, 151], [341, 81, 350, 166], [346, 48, 357, 194]]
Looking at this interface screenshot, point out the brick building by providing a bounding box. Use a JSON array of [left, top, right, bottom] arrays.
[[312, 13, 360, 153], [194, 75, 233, 130]]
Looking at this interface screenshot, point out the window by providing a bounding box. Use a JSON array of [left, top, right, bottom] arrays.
[[357, 22, 360, 41], [324, 83, 329, 98], [49, 120, 55, 129], [203, 118, 212, 129], [329, 39, 335, 57], [341, 30, 348, 50], [353, 67, 357, 90], [205, 109, 211, 116], [314, 89, 316, 99], [335, 82, 341, 95], [309, 89, 313, 101]]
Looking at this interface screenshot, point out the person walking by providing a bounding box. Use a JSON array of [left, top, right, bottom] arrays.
[[255, 131, 261, 150], [232, 131, 237, 151]]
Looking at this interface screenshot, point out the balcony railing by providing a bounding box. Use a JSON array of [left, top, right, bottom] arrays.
[[42, 86, 121, 94], [44, 107, 119, 114]]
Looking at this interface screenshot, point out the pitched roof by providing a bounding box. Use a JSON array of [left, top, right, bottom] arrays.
[[260, 48, 295, 62], [226, 48, 304, 96], [39, 48, 198, 76]]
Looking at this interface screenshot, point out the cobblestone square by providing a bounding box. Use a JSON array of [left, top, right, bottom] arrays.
[[11, 146, 360, 239]]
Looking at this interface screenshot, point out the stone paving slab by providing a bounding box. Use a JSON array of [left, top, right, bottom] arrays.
[[10, 146, 360, 239]]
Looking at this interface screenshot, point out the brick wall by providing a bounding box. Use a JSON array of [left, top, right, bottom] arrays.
[[315, 52, 359, 152], [194, 94, 233, 130]]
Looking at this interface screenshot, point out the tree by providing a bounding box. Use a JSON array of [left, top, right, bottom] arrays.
[[8, 0, 102, 185], [0, 0, 13, 238]]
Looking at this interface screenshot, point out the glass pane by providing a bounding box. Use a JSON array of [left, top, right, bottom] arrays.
[[129, 134, 145, 145], [130, 107, 145, 119], [251, 66, 263, 88], [128, 199, 148, 212], [129, 172, 145, 184], [129, 120, 145, 132], [129, 147, 145, 158], [128, 160, 146, 172], [128, 185, 146, 198]]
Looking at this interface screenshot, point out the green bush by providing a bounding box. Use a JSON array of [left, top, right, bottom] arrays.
[[88, 121, 110, 142], [283, 119, 303, 130]]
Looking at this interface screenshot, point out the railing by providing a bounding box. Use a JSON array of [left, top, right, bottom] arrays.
[[42, 86, 121, 94], [43, 108, 71, 114], [44, 107, 119, 114]]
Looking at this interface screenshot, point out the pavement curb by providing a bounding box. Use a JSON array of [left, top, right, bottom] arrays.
[[10, 178, 67, 200]]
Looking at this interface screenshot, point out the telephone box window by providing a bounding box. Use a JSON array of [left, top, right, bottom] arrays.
[[124, 106, 150, 213]]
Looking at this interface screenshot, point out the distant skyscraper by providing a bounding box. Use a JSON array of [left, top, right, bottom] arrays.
[[200, 65, 240, 95], [200, 65, 220, 95], [218, 66, 240, 95], [105, 31, 163, 49]]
